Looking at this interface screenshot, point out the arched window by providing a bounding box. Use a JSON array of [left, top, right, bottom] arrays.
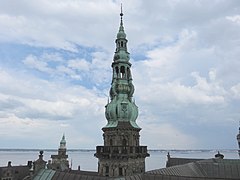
[[127, 67, 130, 79], [115, 67, 119, 78], [105, 166, 109, 176], [119, 167, 123, 176], [121, 41, 123, 47], [120, 66, 125, 78], [122, 139, 127, 146], [115, 67, 119, 73]]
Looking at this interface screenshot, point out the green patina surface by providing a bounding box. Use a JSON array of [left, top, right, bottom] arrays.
[[33, 169, 55, 180], [104, 11, 140, 129]]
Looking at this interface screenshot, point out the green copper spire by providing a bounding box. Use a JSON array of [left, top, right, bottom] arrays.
[[104, 6, 139, 129], [95, 8, 149, 177], [114, 4, 130, 62], [117, 4, 126, 39], [60, 134, 66, 149]]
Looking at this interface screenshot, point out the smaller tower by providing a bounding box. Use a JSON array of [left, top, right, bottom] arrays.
[[237, 124, 240, 157], [50, 134, 69, 171]]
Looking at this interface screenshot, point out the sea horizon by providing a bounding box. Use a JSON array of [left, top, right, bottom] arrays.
[[0, 148, 238, 151]]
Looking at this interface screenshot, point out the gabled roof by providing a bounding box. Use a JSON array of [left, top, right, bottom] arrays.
[[146, 158, 240, 179]]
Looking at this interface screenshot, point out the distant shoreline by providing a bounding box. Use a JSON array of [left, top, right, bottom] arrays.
[[0, 149, 238, 152]]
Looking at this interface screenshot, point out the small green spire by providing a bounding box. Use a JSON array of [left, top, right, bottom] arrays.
[[61, 133, 65, 142], [117, 3, 126, 39], [60, 134, 66, 149], [114, 4, 129, 63]]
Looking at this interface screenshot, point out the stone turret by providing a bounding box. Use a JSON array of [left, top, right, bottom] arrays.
[[50, 134, 69, 171], [95, 6, 149, 177]]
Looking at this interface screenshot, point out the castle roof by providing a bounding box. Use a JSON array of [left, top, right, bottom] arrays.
[[33, 158, 240, 180], [0, 163, 31, 180], [146, 158, 240, 179]]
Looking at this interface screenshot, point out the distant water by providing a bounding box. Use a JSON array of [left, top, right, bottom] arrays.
[[0, 149, 238, 171]]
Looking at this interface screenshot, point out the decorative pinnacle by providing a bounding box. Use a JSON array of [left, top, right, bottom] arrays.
[[120, 3, 123, 26], [120, 3, 123, 17], [116, 4, 126, 38]]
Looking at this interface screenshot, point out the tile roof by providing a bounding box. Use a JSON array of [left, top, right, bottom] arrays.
[[146, 158, 240, 179], [166, 157, 204, 167], [32, 158, 240, 180]]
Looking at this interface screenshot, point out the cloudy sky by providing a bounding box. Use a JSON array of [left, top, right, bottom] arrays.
[[0, 0, 240, 150]]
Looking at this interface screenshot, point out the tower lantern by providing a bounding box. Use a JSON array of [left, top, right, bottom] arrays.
[[95, 6, 149, 177], [60, 134, 66, 149]]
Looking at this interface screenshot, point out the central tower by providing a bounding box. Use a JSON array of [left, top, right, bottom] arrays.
[[95, 7, 149, 177]]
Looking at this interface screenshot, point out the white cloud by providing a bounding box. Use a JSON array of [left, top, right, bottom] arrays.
[[22, 51, 112, 86], [139, 122, 197, 149], [23, 54, 52, 73], [226, 15, 240, 24], [0, 0, 119, 51], [231, 84, 240, 99], [41, 52, 63, 62], [68, 59, 90, 72], [0, 69, 106, 148], [57, 65, 81, 80], [0, 0, 240, 149]]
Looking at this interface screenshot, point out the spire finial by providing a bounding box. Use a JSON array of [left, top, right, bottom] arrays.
[[120, 3, 123, 17], [120, 3, 123, 26]]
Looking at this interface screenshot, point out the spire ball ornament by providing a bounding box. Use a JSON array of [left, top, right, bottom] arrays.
[[120, 3, 123, 17]]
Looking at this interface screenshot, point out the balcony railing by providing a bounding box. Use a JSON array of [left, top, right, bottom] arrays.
[[95, 146, 149, 158]]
